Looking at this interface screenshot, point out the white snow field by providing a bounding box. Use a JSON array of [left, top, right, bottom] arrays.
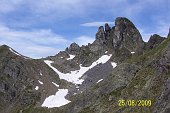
[[42, 54, 115, 108], [97, 79, 103, 83], [41, 89, 70, 108], [67, 54, 75, 60], [44, 54, 112, 84]]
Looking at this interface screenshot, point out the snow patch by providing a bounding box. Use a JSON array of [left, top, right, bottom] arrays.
[[111, 62, 117, 68], [52, 82, 59, 87], [97, 79, 103, 83], [9, 48, 31, 59], [60, 57, 63, 59], [9, 48, 21, 56], [105, 51, 108, 54], [44, 54, 112, 84], [38, 80, 43, 85], [40, 72, 43, 76], [73, 93, 77, 95], [131, 52, 135, 54], [41, 89, 70, 108], [35, 86, 39, 90], [67, 54, 75, 60]]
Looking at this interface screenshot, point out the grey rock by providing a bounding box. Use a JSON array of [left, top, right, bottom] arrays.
[[95, 26, 106, 45], [113, 17, 144, 52], [105, 23, 111, 32], [145, 34, 165, 50], [66, 42, 80, 55]]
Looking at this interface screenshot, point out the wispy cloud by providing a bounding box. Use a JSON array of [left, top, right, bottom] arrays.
[[74, 36, 95, 46], [0, 24, 70, 58], [81, 22, 114, 27], [139, 19, 170, 42], [0, 24, 96, 58]]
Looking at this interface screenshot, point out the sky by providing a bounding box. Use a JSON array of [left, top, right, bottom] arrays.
[[0, 0, 169, 58]]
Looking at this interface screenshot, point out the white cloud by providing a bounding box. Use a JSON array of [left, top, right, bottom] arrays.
[[81, 22, 114, 27], [139, 19, 170, 42], [0, 0, 23, 13], [0, 24, 96, 58], [74, 36, 95, 46], [0, 24, 70, 58]]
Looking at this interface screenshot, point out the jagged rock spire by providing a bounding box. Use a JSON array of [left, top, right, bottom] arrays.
[[113, 17, 144, 52], [95, 26, 106, 45], [105, 23, 111, 32], [66, 42, 80, 54]]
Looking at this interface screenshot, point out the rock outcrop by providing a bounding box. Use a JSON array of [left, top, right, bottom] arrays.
[[66, 42, 80, 55], [145, 34, 165, 50]]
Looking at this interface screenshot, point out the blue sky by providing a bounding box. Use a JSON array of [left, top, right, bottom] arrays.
[[0, 0, 169, 58]]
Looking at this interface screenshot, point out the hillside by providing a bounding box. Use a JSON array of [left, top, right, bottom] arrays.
[[0, 17, 169, 113]]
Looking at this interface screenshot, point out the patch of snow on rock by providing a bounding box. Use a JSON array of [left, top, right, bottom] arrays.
[[73, 93, 77, 95], [44, 54, 112, 84], [41, 89, 70, 108], [97, 79, 103, 83], [131, 52, 135, 54], [35, 86, 39, 90], [52, 82, 59, 87], [40, 72, 43, 76], [111, 62, 117, 68], [38, 80, 43, 85], [67, 54, 75, 60], [9, 48, 21, 56], [9, 48, 32, 59]]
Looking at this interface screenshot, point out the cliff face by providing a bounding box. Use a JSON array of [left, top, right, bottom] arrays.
[[0, 17, 169, 113]]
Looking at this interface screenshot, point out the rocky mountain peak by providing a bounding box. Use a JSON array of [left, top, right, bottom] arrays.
[[115, 17, 135, 31], [113, 17, 144, 53], [145, 34, 165, 50], [66, 42, 80, 55], [96, 26, 105, 40], [0, 44, 10, 51], [105, 23, 111, 32], [0, 44, 9, 48], [0, 45, 13, 55]]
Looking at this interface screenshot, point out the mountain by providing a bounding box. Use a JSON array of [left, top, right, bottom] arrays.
[[0, 17, 170, 113]]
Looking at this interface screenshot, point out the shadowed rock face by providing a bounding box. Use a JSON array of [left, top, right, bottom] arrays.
[[168, 28, 170, 38], [66, 42, 80, 55], [145, 34, 165, 50], [105, 23, 111, 32], [90, 17, 144, 58], [113, 17, 144, 52]]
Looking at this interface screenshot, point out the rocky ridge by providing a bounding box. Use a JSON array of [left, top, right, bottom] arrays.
[[0, 17, 169, 113]]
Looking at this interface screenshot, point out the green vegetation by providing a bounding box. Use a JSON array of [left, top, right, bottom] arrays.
[[78, 107, 95, 113], [22, 106, 64, 113], [126, 37, 170, 63]]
